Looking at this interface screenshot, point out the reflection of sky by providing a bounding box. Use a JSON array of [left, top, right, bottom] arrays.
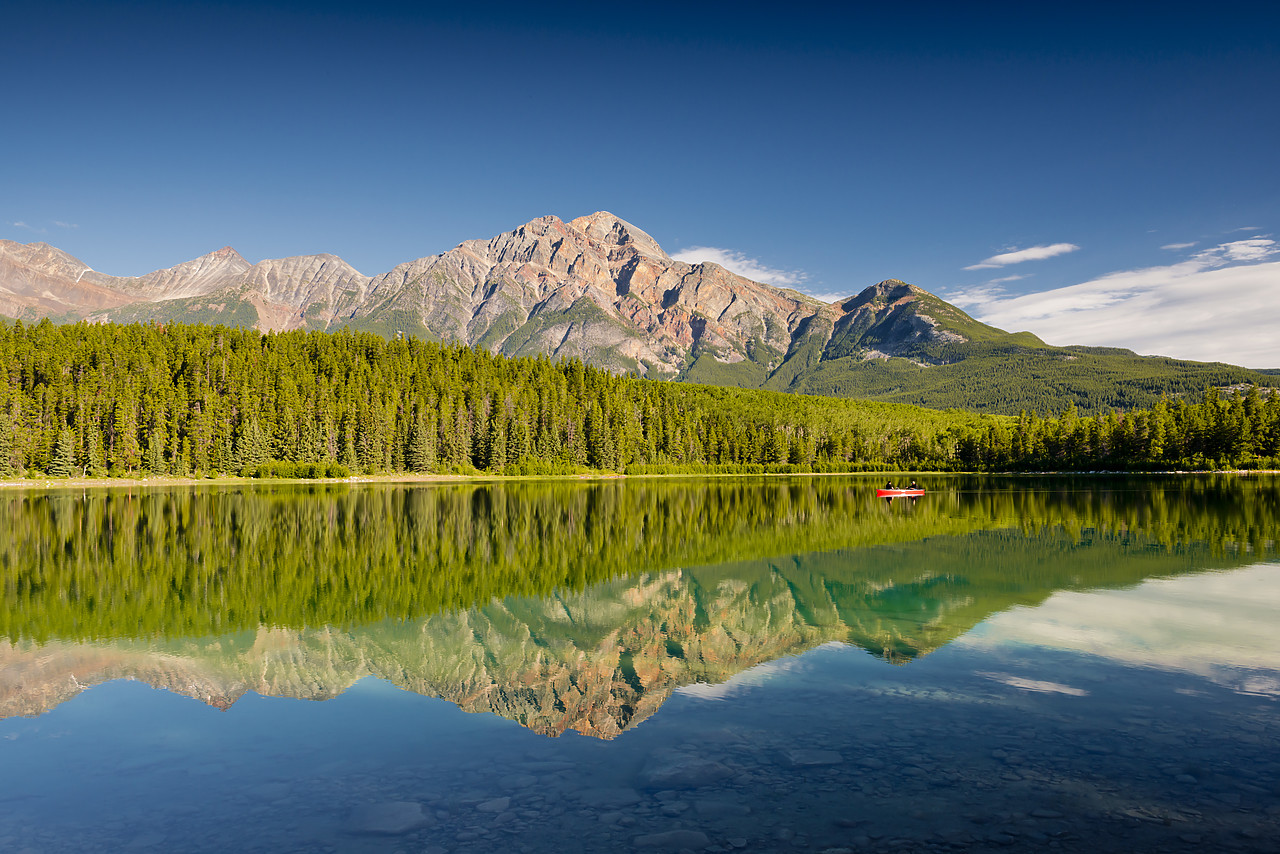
[[675, 643, 847, 700], [957, 563, 1280, 697]]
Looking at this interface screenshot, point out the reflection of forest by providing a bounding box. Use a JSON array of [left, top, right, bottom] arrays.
[[1, 475, 1276, 642], [0, 476, 1276, 735]]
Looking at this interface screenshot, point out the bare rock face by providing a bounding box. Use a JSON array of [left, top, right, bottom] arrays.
[[0, 214, 976, 380], [111, 246, 253, 300], [570, 211, 671, 262], [0, 240, 133, 317]]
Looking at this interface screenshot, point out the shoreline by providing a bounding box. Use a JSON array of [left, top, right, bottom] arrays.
[[2, 469, 1278, 492]]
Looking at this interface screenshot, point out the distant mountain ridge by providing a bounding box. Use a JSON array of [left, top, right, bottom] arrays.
[[2, 213, 1273, 414]]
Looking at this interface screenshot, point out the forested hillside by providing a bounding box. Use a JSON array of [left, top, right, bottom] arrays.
[[775, 342, 1274, 415], [1, 319, 1277, 478]]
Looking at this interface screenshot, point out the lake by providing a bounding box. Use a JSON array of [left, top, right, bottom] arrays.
[[1, 475, 1277, 853]]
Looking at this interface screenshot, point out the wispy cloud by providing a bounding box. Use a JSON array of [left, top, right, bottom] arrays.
[[1161, 242, 1197, 250], [952, 238, 1280, 368], [943, 274, 1028, 312], [964, 242, 1079, 271], [947, 283, 1013, 307], [8, 220, 76, 234], [671, 246, 806, 288], [807, 290, 855, 304]]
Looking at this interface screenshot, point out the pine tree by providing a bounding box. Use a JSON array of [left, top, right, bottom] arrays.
[[109, 393, 142, 474], [50, 427, 76, 477], [144, 428, 166, 475], [408, 410, 436, 473], [85, 426, 107, 477], [338, 420, 358, 472], [0, 414, 15, 478], [234, 417, 271, 473], [485, 411, 507, 472]]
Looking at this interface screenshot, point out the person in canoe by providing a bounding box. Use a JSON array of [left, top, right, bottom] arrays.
[[885, 480, 895, 490], [909, 479, 919, 490]]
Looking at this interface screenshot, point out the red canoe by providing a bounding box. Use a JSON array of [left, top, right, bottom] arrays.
[[876, 488, 925, 498]]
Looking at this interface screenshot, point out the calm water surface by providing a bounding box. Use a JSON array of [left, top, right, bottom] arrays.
[[1, 475, 1277, 853]]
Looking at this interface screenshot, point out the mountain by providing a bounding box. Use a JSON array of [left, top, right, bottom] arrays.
[[2, 214, 1274, 414]]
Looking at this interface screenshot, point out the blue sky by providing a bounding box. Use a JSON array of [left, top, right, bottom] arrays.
[[5, 1, 1279, 366]]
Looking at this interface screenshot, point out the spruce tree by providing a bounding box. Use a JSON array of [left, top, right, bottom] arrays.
[[85, 426, 107, 477], [144, 428, 166, 475], [49, 427, 76, 477], [338, 422, 358, 472], [408, 411, 436, 473], [234, 418, 271, 473], [0, 416, 15, 478]]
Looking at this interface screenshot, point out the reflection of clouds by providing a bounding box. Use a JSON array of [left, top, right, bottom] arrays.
[[959, 563, 1280, 697], [676, 644, 842, 700], [976, 672, 1088, 696]]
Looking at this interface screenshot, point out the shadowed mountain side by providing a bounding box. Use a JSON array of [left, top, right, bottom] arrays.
[[2, 510, 1274, 736]]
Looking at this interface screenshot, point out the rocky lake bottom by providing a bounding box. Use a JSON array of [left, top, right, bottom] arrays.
[[3, 615, 1277, 854]]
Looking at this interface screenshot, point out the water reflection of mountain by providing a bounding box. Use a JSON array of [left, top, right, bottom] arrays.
[[4, 476, 1276, 643], [3, 476, 1277, 736]]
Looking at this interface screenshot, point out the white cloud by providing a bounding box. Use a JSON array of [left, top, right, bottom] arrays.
[[671, 245, 806, 288], [1207, 237, 1276, 263], [954, 238, 1280, 367], [947, 283, 1013, 307], [964, 242, 1079, 270], [809, 290, 856, 304], [944, 275, 1028, 312], [53, 221, 79, 229], [1161, 242, 1197, 250]]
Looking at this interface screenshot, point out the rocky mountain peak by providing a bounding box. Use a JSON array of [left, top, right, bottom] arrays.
[[0, 239, 96, 279], [198, 245, 250, 267], [869, 278, 918, 298], [570, 211, 670, 262]]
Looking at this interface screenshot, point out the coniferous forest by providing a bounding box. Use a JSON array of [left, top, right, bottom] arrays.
[[1, 319, 1278, 479]]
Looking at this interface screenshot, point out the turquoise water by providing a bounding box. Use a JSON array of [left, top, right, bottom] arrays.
[[1, 476, 1277, 852]]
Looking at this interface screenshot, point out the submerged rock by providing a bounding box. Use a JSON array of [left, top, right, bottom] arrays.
[[639, 750, 735, 788], [347, 801, 431, 835], [634, 829, 711, 848]]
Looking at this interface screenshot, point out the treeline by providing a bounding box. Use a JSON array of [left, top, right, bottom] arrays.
[[0, 319, 982, 477], [956, 392, 1280, 471], [0, 319, 1277, 477]]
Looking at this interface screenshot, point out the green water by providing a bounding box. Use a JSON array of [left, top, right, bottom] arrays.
[[1, 475, 1277, 852]]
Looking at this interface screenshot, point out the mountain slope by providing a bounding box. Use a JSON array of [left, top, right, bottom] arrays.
[[2, 215, 1274, 414]]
